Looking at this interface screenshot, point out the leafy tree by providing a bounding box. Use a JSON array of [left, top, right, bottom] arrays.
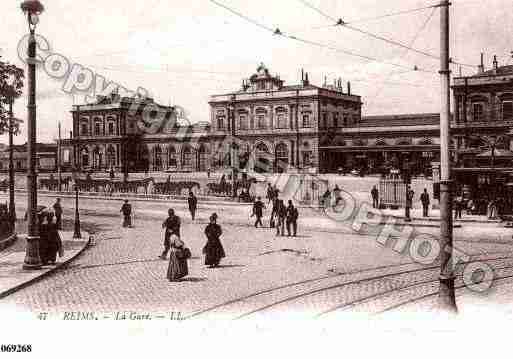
[[0, 60, 25, 136]]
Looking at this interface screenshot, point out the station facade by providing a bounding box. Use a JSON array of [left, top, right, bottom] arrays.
[[60, 60, 513, 175]]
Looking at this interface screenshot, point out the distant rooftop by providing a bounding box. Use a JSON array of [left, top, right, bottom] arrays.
[[360, 113, 441, 127]]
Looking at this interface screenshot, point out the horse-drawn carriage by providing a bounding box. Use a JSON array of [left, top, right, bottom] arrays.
[[153, 177, 200, 196], [39, 176, 72, 191]]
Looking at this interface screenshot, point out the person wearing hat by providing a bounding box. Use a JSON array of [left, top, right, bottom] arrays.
[[252, 196, 265, 228], [120, 200, 132, 228], [166, 234, 190, 281], [187, 191, 198, 220], [160, 208, 181, 259], [203, 213, 225, 268]]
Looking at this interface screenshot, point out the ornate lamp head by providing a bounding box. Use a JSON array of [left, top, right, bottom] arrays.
[[20, 0, 44, 31]]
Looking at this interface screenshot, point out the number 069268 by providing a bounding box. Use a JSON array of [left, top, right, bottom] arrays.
[[1, 344, 32, 352]]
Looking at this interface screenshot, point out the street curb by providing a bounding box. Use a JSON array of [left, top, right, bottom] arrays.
[[0, 233, 17, 252], [387, 214, 500, 225], [14, 189, 252, 207], [0, 234, 90, 300]]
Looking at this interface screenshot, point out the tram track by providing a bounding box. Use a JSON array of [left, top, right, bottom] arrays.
[[186, 252, 513, 320]]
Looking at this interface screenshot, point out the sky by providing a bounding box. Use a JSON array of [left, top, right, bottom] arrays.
[[1, 0, 512, 144]]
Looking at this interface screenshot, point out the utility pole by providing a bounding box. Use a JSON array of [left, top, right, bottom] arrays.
[[438, 0, 457, 312], [230, 94, 237, 198], [57, 121, 61, 192]]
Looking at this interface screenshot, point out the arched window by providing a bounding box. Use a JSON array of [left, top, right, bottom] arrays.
[[217, 116, 225, 129], [275, 143, 289, 173], [275, 107, 288, 129], [94, 122, 101, 136], [81, 123, 88, 136], [168, 146, 177, 167], [239, 115, 248, 130], [154, 146, 163, 171], [81, 148, 89, 167], [302, 114, 311, 128], [92, 147, 103, 169], [106, 146, 116, 168], [198, 144, 208, 171], [182, 146, 193, 168], [108, 122, 115, 135], [254, 142, 271, 172], [503, 100, 513, 120]]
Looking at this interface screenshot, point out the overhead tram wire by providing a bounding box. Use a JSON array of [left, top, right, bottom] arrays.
[[207, 0, 434, 74], [296, 0, 478, 70]]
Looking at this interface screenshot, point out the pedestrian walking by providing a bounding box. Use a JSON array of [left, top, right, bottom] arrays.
[[266, 183, 274, 204], [252, 196, 266, 228], [270, 198, 277, 228], [203, 213, 225, 268], [187, 191, 198, 220], [371, 185, 379, 209], [286, 200, 299, 237], [53, 198, 63, 230], [37, 213, 49, 265], [44, 212, 64, 265], [420, 188, 430, 217], [405, 187, 414, 222], [454, 194, 463, 220], [276, 199, 286, 236], [160, 208, 181, 259], [120, 200, 132, 228], [166, 234, 191, 281]]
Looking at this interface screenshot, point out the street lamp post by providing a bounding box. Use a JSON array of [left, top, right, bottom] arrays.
[[21, 0, 44, 270], [8, 89, 16, 226], [73, 185, 81, 239]]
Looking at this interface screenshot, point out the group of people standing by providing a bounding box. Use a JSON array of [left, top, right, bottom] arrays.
[[159, 207, 225, 282], [253, 194, 300, 237], [38, 210, 64, 265]]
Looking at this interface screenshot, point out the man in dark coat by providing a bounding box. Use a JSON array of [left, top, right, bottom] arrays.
[[371, 186, 379, 209], [120, 200, 132, 228], [276, 199, 287, 236], [420, 188, 430, 217], [252, 196, 265, 228], [187, 191, 198, 220], [266, 183, 274, 204], [405, 187, 414, 222], [53, 198, 63, 230], [286, 200, 299, 237], [160, 208, 181, 259]]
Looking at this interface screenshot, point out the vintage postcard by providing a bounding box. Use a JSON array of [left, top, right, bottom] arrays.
[[1, 0, 512, 356]]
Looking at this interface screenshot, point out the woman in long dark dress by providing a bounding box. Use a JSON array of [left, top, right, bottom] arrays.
[[203, 213, 225, 268], [38, 213, 49, 265], [166, 234, 189, 281], [45, 212, 63, 265]]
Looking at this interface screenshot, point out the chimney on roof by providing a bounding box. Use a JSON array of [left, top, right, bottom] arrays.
[[323, 76, 327, 87], [493, 55, 499, 72], [478, 52, 485, 74], [347, 81, 351, 95], [301, 68, 304, 83], [70, 131, 72, 139], [305, 72, 309, 86]]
